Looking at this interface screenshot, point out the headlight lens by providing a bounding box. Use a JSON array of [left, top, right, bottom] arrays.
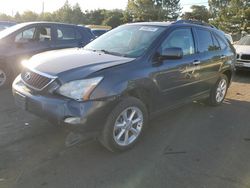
[[57, 77, 103, 101]]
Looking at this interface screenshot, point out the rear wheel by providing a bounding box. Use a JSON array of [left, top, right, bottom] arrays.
[[208, 74, 228, 106], [0, 65, 12, 89], [99, 97, 148, 152]]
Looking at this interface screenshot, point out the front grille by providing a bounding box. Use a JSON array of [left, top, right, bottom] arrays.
[[21, 70, 52, 90], [236, 54, 240, 59], [241, 54, 250, 60]]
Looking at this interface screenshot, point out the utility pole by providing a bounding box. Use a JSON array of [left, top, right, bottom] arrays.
[[42, 1, 44, 15]]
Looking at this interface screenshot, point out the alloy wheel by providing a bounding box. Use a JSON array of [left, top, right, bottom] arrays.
[[113, 107, 143, 146], [215, 78, 227, 103]]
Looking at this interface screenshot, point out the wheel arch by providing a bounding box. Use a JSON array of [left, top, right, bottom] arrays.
[[221, 69, 233, 87]]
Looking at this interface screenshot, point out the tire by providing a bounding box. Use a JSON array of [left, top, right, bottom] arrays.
[[0, 64, 12, 89], [99, 97, 148, 152], [208, 74, 228, 106]]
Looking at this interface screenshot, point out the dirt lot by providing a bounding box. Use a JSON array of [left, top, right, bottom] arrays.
[[0, 71, 250, 188]]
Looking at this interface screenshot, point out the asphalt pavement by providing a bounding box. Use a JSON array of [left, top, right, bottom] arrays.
[[0, 71, 250, 188]]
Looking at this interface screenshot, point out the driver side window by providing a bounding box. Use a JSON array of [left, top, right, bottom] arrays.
[[15, 27, 37, 43], [161, 28, 195, 56]]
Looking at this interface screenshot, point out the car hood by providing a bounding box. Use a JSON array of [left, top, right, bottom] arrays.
[[26, 48, 135, 82], [234, 45, 250, 54]]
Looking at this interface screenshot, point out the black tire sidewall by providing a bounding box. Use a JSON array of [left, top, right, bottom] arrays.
[[100, 97, 148, 152]]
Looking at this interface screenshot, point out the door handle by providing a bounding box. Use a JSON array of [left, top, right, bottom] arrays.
[[193, 60, 201, 65]]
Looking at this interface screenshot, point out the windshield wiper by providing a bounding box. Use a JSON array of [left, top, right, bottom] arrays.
[[85, 49, 129, 57], [100, 49, 125, 56]]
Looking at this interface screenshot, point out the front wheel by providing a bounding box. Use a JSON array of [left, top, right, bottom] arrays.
[[99, 97, 148, 152], [208, 74, 228, 106]]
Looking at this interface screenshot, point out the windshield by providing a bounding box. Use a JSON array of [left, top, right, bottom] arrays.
[[84, 25, 165, 58], [237, 36, 250, 45], [0, 23, 29, 40]]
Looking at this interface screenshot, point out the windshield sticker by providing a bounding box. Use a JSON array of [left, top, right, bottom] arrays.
[[139, 27, 158, 32]]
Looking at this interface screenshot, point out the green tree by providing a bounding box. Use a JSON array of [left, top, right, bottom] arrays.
[[126, 0, 181, 22], [71, 3, 86, 24], [53, 0, 73, 23], [102, 10, 124, 28], [209, 0, 230, 18], [162, 0, 181, 20], [20, 11, 39, 22], [85, 9, 106, 25], [181, 5, 211, 22], [126, 0, 161, 21], [209, 0, 249, 33], [0, 13, 14, 21]]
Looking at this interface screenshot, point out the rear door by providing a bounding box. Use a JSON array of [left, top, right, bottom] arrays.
[[53, 25, 83, 49], [193, 28, 223, 92], [153, 27, 202, 108]]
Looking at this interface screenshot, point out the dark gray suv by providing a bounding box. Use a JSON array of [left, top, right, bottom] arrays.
[[13, 20, 236, 152]]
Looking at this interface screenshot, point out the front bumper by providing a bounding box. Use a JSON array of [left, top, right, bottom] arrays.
[[12, 76, 119, 132], [235, 60, 250, 69]]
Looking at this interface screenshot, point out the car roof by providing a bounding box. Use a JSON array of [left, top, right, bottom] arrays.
[[127, 21, 173, 27], [127, 21, 225, 37], [17, 21, 83, 27], [91, 28, 110, 31]]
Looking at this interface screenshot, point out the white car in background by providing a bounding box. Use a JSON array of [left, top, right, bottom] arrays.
[[234, 35, 250, 70]]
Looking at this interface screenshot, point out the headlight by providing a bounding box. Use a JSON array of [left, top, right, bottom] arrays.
[[57, 77, 103, 101]]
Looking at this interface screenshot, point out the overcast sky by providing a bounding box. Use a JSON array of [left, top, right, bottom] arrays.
[[0, 0, 208, 16]]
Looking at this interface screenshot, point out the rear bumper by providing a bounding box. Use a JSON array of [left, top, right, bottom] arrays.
[[12, 76, 119, 132]]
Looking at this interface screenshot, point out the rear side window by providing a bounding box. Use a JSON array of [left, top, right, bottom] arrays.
[[215, 34, 227, 50], [196, 29, 214, 52], [56, 26, 82, 40], [212, 35, 221, 51]]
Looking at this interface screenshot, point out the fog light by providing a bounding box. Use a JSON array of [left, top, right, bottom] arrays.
[[64, 117, 81, 124]]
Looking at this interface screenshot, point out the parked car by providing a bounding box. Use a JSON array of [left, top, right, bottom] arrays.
[[0, 21, 16, 31], [0, 22, 95, 88], [91, 28, 110, 37], [13, 20, 235, 152], [234, 35, 250, 70]]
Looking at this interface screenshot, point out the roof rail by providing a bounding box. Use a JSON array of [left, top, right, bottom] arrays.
[[174, 20, 216, 29]]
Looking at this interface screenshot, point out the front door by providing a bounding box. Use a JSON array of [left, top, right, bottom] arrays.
[[153, 27, 201, 109]]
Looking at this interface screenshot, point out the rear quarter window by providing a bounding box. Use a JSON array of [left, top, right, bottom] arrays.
[[214, 34, 228, 50], [56, 26, 82, 40]]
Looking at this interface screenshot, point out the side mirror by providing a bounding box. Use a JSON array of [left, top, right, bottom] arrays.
[[159, 47, 183, 60]]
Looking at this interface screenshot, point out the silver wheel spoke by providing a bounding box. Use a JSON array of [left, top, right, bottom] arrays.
[[124, 130, 129, 144], [122, 111, 128, 121], [129, 109, 136, 121], [117, 129, 125, 140], [132, 118, 141, 125], [130, 127, 139, 136], [115, 122, 125, 129]]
